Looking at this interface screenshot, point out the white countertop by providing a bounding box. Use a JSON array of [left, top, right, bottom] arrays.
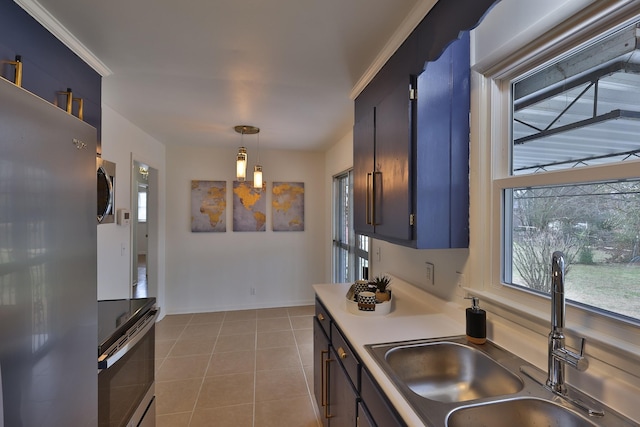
[[313, 275, 468, 427]]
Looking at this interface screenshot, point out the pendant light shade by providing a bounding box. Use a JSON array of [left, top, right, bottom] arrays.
[[253, 164, 263, 188], [236, 146, 247, 181]]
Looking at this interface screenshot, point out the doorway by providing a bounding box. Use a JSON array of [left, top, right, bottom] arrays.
[[132, 160, 157, 299]]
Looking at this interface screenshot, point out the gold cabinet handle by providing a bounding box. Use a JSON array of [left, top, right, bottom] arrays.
[[366, 171, 382, 225], [73, 96, 84, 120], [317, 313, 325, 321], [372, 171, 382, 226], [320, 349, 329, 408], [324, 357, 335, 419], [338, 347, 348, 359], [366, 172, 373, 225], [5, 55, 23, 87], [58, 88, 74, 115], [57, 88, 84, 120]]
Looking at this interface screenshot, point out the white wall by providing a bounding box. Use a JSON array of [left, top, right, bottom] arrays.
[[372, 242, 469, 300], [98, 104, 167, 314], [164, 145, 326, 314]]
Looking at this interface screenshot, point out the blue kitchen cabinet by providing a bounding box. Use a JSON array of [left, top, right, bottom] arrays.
[[353, 106, 376, 237], [413, 32, 470, 249], [353, 76, 414, 242], [353, 29, 417, 242], [313, 298, 406, 427], [314, 301, 358, 427], [353, 33, 470, 248]]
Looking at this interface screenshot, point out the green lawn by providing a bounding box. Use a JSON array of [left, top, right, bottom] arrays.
[[564, 263, 640, 320], [511, 261, 640, 321]]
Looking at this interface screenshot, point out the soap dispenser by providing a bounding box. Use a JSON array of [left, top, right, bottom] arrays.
[[465, 297, 486, 345]]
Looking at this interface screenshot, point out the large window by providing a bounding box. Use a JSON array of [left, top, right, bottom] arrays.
[[333, 170, 369, 283], [499, 19, 640, 323]]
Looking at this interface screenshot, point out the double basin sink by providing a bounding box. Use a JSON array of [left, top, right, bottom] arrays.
[[366, 336, 635, 426]]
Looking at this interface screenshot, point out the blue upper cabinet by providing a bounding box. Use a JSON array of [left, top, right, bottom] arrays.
[[353, 32, 417, 242], [354, 34, 470, 248], [414, 33, 470, 249], [0, 0, 102, 149], [353, 0, 498, 248], [354, 76, 414, 242], [353, 105, 377, 237]]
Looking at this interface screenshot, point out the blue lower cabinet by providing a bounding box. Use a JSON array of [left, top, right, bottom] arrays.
[[360, 368, 406, 427], [314, 297, 406, 427], [357, 402, 375, 427]]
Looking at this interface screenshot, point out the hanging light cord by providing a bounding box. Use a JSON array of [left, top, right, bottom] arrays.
[[256, 132, 260, 164]]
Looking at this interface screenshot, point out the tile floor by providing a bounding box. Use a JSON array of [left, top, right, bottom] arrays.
[[155, 306, 322, 427]]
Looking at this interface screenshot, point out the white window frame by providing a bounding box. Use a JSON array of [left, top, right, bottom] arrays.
[[469, 2, 640, 380], [332, 170, 369, 283]]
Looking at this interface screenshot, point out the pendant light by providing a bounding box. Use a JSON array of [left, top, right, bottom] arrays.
[[236, 146, 247, 181], [235, 125, 259, 181], [253, 165, 263, 189], [253, 131, 263, 189]]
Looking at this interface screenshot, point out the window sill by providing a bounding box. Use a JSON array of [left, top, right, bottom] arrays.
[[464, 286, 640, 379]]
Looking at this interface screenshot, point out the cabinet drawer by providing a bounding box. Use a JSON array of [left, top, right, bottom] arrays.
[[315, 299, 331, 338], [330, 323, 359, 388]]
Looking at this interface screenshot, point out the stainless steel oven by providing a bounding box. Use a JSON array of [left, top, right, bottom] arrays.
[[98, 298, 158, 427]]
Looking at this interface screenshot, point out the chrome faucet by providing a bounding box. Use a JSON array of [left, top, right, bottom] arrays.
[[546, 251, 589, 394]]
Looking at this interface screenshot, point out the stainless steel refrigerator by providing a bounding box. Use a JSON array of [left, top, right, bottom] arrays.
[[0, 77, 97, 425]]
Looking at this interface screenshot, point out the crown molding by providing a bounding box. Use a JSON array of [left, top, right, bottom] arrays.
[[14, 0, 113, 76], [349, 0, 437, 100]]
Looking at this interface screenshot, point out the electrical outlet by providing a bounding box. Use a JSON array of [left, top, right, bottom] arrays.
[[250, 287, 256, 296], [425, 262, 434, 285]]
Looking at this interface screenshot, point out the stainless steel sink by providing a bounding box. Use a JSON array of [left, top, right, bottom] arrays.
[[366, 336, 636, 427], [384, 341, 523, 402], [447, 397, 598, 427]]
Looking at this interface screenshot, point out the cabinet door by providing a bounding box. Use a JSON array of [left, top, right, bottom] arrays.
[[448, 32, 471, 248], [361, 368, 406, 427], [328, 347, 358, 427], [353, 107, 375, 235], [415, 47, 452, 247], [414, 32, 470, 249], [373, 78, 413, 242], [314, 319, 331, 427], [357, 402, 375, 427]]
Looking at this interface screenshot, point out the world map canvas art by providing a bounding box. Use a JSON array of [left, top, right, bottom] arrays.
[[272, 182, 304, 231], [233, 181, 266, 231], [191, 180, 226, 232]]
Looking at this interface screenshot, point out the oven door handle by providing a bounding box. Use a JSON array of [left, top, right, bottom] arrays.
[[98, 308, 158, 370]]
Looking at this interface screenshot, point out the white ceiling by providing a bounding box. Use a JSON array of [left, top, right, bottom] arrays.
[[22, 0, 430, 151]]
